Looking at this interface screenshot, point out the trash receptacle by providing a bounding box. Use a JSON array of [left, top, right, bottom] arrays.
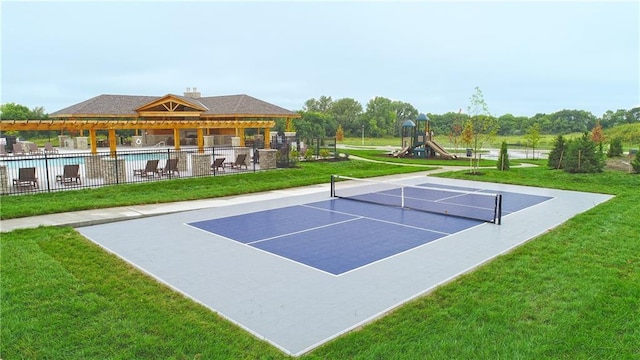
[[466, 148, 472, 157], [1, 135, 16, 153]]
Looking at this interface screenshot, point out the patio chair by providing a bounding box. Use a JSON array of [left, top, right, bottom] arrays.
[[12, 143, 26, 155], [13, 167, 38, 189], [225, 154, 248, 170], [211, 157, 226, 172], [159, 158, 180, 177], [44, 142, 59, 153], [28, 143, 41, 154], [133, 159, 160, 177], [0, 145, 7, 157], [56, 164, 81, 185]]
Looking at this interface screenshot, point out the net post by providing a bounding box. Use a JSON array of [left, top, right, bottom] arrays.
[[496, 194, 502, 225], [330, 175, 336, 197], [401, 185, 405, 208]]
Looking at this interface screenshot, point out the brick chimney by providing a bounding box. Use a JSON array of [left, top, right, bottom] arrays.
[[184, 87, 201, 99]]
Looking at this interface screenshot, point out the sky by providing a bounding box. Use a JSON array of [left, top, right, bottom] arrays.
[[1, 0, 638, 118]]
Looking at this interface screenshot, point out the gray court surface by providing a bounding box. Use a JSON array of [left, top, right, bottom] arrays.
[[77, 175, 613, 356]]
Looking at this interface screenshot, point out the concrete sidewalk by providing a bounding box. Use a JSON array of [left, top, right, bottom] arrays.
[[0, 183, 332, 233], [0, 164, 517, 233]]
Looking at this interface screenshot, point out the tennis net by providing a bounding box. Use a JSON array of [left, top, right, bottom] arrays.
[[330, 175, 502, 224]]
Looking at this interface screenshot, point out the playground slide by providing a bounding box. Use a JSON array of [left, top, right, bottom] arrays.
[[425, 140, 457, 159], [392, 146, 411, 158]]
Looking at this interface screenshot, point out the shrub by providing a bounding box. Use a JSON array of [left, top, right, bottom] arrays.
[[319, 148, 330, 159], [563, 133, 604, 173], [497, 141, 510, 171], [547, 135, 567, 169], [304, 148, 315, 161], [632, 151, 640, 174], [607, 137, 623, 157]]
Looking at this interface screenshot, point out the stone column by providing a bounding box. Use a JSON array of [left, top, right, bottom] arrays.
[[190, 153, 212, 176], [258, 149, 277, 170], [84, 155, 104, 178], [0, 166, 9, 195], [235, 147, 251, 166], [58, 135, 69, 148], [76, 137, 89, 150], [132, 136, 144, 148], [203, 135, 214, 147], [102, 158, 126, 184], [171, 152, 189, 172]]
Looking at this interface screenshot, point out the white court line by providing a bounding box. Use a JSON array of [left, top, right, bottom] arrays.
[[301, 202, 453, 236], [247, 217, 363, 245]]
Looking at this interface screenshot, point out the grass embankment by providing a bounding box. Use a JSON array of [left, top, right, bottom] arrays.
[[2, 160, 639, 359]]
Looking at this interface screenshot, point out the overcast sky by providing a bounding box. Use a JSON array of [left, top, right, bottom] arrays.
[[1, 1, 638, 118]]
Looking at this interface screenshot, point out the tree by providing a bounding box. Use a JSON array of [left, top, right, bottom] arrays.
[[335, 124, 344, 142], [524, 123, 541, 159], [466, 87, 498, 173], [0, 102, 31, 120], [449, 121, 463, 153], [392, 101, 418, 137], [363, 97, 397, 137], [632, 151, 640, 174], [563, 133, 604, 173], [548, 135, 567, 169], [497, 141, 510, 171], [607, 137, 623, 157], [590, 119, 605, 144], [303, 96, 333, 113], [461, 120, 474, 153], [327, 98, 363, 137], [295, 111, 336, 142]]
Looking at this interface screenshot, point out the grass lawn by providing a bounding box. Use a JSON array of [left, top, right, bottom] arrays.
[[0, 161, 432, 220], [340, 134, 589, 150], [2, 159, 639, 359]]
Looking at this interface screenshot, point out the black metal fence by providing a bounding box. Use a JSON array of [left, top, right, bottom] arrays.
[[0, 146, 261, 196], [271, 135, 338, 167]]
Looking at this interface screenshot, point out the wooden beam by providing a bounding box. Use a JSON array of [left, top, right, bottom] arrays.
[[173, 128, 181, 151], [108, 129, 117, 157], [90, 129, 97, 154]]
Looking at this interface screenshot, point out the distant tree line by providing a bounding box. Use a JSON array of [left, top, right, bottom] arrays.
[[271, 96, 639, 141], [3, 98, 639, 143]]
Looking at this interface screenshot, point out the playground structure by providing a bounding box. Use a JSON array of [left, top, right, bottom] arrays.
[[394, 113, 457, 159]]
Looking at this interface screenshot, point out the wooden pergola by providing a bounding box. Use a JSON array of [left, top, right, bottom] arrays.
[[0, 92, 299, 155]]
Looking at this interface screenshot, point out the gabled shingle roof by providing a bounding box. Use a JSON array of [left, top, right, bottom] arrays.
[[50, 94, 298, 117]]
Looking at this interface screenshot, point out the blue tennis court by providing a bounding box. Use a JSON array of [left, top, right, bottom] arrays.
[[189, 183, 552, 275]]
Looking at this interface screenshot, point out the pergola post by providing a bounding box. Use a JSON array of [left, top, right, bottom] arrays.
[[173, 128, 181, 150], [264, 128, 271, 148], [108, 129, 117, 157], [89, 129, 97, 154], [197, 128, 204, 153]]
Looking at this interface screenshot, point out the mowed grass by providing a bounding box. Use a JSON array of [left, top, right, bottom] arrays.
[[2, 160, 639, 359], [0, 160, 431, 219]]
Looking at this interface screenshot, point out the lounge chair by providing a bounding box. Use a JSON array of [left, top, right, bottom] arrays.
[[13, 167, 38, 189], [211, 157, 226, 172], [133, 159, 160, 177], [44, 142, 59, 153], [12, 143, 26, 155], [225, 154, 248, 169], [28, 143, 41, 154], [0, 145, 7, 157], [56, 164, 81, 185], [159, 158, 180, 177]]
